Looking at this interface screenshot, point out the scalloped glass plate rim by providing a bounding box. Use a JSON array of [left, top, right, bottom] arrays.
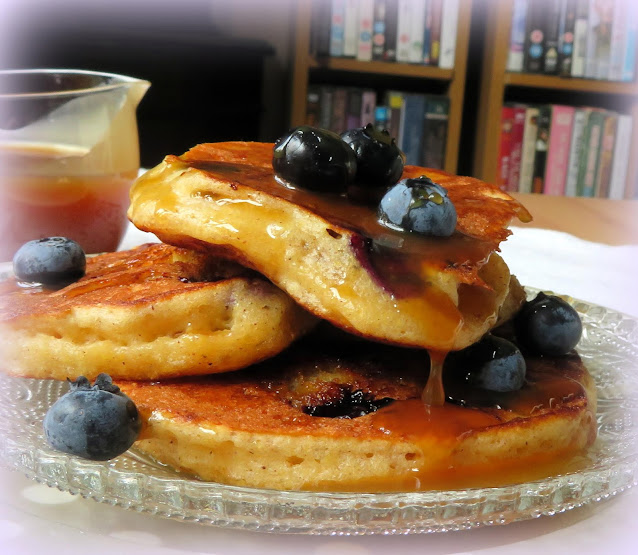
[[1, 288, 637, 535]]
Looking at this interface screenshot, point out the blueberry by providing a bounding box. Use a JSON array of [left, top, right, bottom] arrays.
[[445, 335, 526, 393], [43, 374, 141, 461], [13, 237, 86, 287], [341, 124, 405, 193], [378, 176, 457, 236], [514, 292, 582, 356], [272, 126, 357, 193]]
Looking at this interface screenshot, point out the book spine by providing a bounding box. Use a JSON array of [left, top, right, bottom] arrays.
[[543, 0, 563, 74], [420, 0, 432, 64], [357, 0, 375, 61], [409, 0, 427, 64], [438, 0, 459, 69], [395, 0, 413, 62], [622, 3, 638, 81], [584, 0, 600, 78], [330, 87, 349, 133], [564, 108, 589, 196], [543, 105, 575, 195], [329, 0, 346, 57], [375, 105, 389, 131], [343, 0, 359, 57], [507, 0, 528, 72], [577, 111, 605, 197], [524, 2, 547, 72], [507, 107, 527, 191], [371, 0, 388, 60], [595, 113, 618, 197], [608, 114, 633, 199], [558, 0, 578, 75], [497, 106, 516, 191], [319, 86, 335, 130], [571, 0, 589, 77], [532, 106, 552, 194], [385, 90, 405, 145], [429, 0, 443, 66], [595, 0, 615, 79], [305, 85, 321, 127], [360, 90, 377, 127], [518, 106, 540, 193], [399, 93, 426, 165], [608, 0, 627, 81], [422, 95, 449, 170], [346, 88, 363, 129], [383, 0, 399, 61]]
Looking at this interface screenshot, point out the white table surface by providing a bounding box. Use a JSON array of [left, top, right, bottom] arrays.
[[2, 223, 637, 555]]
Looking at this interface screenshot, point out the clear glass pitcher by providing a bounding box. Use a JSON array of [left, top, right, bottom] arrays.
[[0, 69, 150, 261]]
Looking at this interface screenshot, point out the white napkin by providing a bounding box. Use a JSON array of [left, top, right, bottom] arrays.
[[121, 223, 638, 317], [501, 226, 638, 317]]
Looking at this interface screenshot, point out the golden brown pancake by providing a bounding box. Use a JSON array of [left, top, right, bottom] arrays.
[[121, 338, 596, 492], [128, 142, 531, 351], [0, 243, 316, 380]]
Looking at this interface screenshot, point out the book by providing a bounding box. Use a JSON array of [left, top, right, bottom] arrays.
[[330, 87, 349, 133], [558, 0, 578, 75], [422, 95, 449, 170], [375, 105, 390, 131], [329, 0, 346, 57], [543, 105, 575, 196], [371, 0, 388, 60], [523, 1, 548, 72], [305, 85, 321, 127], [383, 0, 399, 61], [319, 86, 335, 130], [438, 0, 459, 69], [395, 0, 413, 62], [409, 0, 426, 64], [421, 0, 432, 64], [385, 90, 405, 144], [577, 110, 606, 197], [595, 113, 618, 197], [507, 106, 527, 192], [532, 106, 552, 193], [343, 0, 359, 57], [571, 0, 589, 77], [357, 0, 375, 61], [564, 108, 590, 196], [496, 106, 516, 191], [518, 106, 540, 193], [346, 88, 363, 129], [506, 0, 528, 72], [399, 93, 426, 165], [608, 0, 628, 81], [429, 0, 443, 66], [608, 114, 633, 199], [585, 0, 614, 79], [622, 3, 638, 81], [361, 89, 377, 127], [543, 0, 563, 74]]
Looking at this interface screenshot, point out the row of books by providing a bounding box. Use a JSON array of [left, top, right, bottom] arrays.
[[497, 103, 633, 198], [507, 0, 637, 81], [311, 0, 460, 69], [305, 85, 449, 169]]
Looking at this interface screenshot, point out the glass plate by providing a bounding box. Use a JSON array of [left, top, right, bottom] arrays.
[[1, 290, 637, 535]]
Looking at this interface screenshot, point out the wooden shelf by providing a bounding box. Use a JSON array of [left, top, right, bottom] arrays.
[[309, 56, 455, 81], [504, 72, 638, 96]]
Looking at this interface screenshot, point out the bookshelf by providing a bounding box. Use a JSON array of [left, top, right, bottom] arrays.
[[473, 0, 638, 198], [289, 0, 473, 175]]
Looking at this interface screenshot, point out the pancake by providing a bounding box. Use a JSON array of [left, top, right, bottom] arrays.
[[0, 243, 316, 381], [127, 142, 532, 352], [121, 338, 597, 492]]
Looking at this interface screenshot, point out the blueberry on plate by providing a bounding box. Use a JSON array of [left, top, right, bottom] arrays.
[[341, 124, 405, 190], [514, 292, 583, 356], [378, 176, 457, 236], [43, 374, 142, 461], [445, 335, 526, 393], [273, 126, 357, 193], [13, 237, 86, 287]]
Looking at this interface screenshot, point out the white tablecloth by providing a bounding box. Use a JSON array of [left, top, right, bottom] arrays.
[[2, 224, 637, 555]]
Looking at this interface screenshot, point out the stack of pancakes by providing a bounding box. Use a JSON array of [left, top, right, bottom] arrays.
[[0, 142, 597, 492]]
